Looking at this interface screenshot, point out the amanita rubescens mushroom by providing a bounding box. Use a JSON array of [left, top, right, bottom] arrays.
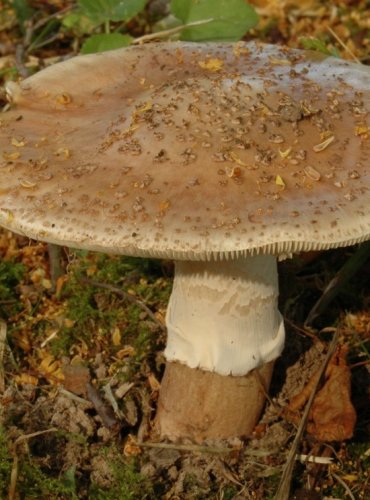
[[0, 42, 369, 442]]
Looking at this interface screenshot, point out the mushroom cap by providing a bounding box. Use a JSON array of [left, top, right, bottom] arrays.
[[0, 41, 369, 260]]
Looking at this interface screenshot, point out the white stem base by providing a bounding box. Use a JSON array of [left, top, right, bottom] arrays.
[[164, 255, 285, 376]]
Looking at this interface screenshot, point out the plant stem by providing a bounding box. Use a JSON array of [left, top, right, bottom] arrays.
[[305, 241, 370, 326]]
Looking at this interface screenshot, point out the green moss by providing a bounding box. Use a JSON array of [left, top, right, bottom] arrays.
[[222, 486, 238, 500], [50, 252, 170, 360], [0, 425, 76, 499], [16, 460, 77, 498], [89, 454, 153, 499], [0, 259, 25, 317], [0, 425, 13, 496]]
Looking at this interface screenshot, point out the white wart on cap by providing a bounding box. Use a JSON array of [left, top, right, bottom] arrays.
[[0, 41, 369, 260]]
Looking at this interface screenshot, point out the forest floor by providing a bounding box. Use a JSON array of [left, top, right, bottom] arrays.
[[0, 1, 369, 498]]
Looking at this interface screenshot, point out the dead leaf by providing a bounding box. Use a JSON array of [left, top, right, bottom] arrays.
[[55, 275, 68, 296], [38, 353, 64, 384], [62, 364, 90, 396], [116, 345, 136, 359], [285, 345, 356, 441], [11, 329, 32, 352], [123, 434, 142, 456], [14, 373, 38, 386], [111, 326, 121, 346], [198, 58, 224, 71], [275, 174, 286, 188], [115, 382, 134, 399], [124, 398, 138, 426], [148, 372, 161, 392], [308, 365, 356, 441]]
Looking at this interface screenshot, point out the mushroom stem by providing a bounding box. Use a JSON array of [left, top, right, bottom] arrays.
[[156, 359, 274, 442], [165, 255, 284, 376], [156, 255, 285, 441]]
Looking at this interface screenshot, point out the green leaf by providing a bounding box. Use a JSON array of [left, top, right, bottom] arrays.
[[170, 0, 259, 42], [299, 36, 340, 58], [62, 465, 77, 493], [11, 0, 35, 31], [62, 12, 97, 36], [77, 0, 147, 24], [80, 33, 133, 53]]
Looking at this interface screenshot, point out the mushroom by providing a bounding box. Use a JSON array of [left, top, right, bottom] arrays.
[[0, 42, 369, 442]]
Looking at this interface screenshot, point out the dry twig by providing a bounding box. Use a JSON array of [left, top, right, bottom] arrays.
[[327, 26, 361, 64], [0, 319, 6, 392], [86, 382, 120, 430], [305, 241, 370, 326], [331, 472, 356, 500], [275, 329, 339, 499], [133, 18, 213, 44]]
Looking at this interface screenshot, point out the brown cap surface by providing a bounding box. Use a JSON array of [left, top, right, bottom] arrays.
[[0, 42, 369, 260]]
